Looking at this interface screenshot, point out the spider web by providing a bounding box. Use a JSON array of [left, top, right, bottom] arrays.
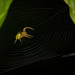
[[8, 6, 73, 54], [0, 5, 74, 73]]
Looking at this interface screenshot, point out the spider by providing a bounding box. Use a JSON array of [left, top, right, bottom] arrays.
[[14, 27, 34, 43]]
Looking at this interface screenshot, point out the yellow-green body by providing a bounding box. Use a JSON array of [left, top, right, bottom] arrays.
[[16, 32, 21, 40]]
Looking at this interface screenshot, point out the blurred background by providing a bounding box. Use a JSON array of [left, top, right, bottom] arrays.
[[0, 0, 75, 74]]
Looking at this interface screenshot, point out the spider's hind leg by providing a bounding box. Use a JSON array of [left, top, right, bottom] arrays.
[[27, 34, 33, 38], [25, 34, 33, 38]]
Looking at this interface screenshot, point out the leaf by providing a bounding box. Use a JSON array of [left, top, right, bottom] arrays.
[[64, 0, 75, 24], [0, 0, 13, 28]]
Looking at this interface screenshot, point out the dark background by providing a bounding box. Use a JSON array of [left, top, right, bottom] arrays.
[[0, 0, 75, 74]]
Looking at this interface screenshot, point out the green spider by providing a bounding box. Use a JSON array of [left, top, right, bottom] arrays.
[[14, 27, 34, 43]]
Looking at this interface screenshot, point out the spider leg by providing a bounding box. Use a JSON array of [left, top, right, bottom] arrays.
[[25, 35, 31, 38], [14, 39, 17, 44], [28, 35, 33, 38], [28, 34, 33, 37], [23, 27, 34, 32], [25, 34, 33, 38], [20, 39, 22, 43]]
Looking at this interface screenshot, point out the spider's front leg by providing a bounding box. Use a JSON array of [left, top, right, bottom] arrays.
[[20, 39, 22, 42], [14, 39, 17, 44]]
